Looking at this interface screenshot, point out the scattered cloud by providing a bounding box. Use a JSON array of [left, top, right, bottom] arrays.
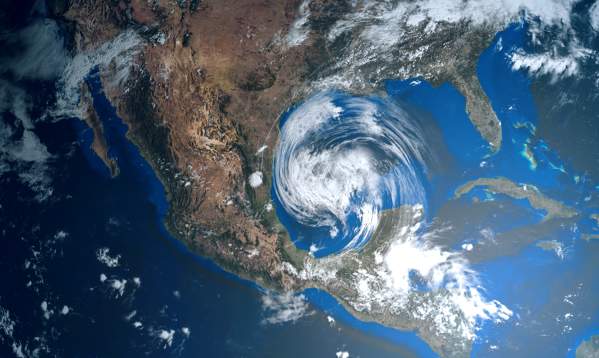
[[109, 279, 127, 298], [154, 329, 175, 348], [285, 0, 311, 47], [261, 291, 310, 325], [326, 315, 336, 326], [301, 0, 592, 92], [181, 327, 190, 337], [509, 42, 594, 82], [53, 231, 68, 240], [248, 171, 264, 188], [0, 20, 68, 80], [590, 1, 599, 31], [96, 247, 121, 268], [0, 305, 15, 339], [124, 310, 137, 321], [0, 82, 53, 201], [40, 301, 53, 320]]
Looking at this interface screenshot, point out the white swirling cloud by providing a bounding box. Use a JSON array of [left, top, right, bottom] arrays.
[[273, 92, 427, 251]]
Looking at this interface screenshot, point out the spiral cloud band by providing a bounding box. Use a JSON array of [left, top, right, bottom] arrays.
[[273, 92, 428, 254]]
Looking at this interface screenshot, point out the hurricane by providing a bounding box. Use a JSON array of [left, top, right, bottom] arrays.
[[274, 92, 515, 343], [273, 91, 428, 254]]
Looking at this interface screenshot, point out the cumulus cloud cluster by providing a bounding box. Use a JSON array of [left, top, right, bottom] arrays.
[[261, 291, 310, 325], [96, 247, 122, 268]]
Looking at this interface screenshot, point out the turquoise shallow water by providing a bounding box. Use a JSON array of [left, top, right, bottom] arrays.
[[388, 23, 599, 357]]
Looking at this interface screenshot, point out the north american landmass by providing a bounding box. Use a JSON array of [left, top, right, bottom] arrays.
[[50, 1, 519, 356]]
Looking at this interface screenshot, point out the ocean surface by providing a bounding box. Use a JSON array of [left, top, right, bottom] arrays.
[[387, 23, 599, 357], [1, 16, 598, 358], [272, 22, 599, 357]]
